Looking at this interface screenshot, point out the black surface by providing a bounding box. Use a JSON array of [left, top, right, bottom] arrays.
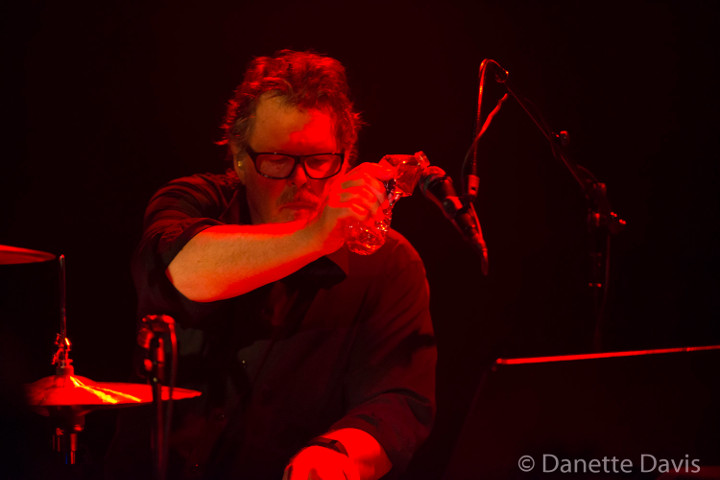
[[445, 348, 720, 480]]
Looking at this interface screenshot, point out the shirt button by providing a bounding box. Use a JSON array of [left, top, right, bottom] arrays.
[[189, 463, 203, 478]]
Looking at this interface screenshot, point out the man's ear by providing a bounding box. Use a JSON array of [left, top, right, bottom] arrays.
[[231, 143, 246, 184], [233, 153, 246, 184]]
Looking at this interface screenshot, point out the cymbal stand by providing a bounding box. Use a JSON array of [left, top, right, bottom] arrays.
[[49, 254, 85, 466]]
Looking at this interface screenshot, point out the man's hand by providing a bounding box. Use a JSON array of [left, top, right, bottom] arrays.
[[282, 429, 391, 480], [307, 162, 394, 255], [282, 446, 358, 480]]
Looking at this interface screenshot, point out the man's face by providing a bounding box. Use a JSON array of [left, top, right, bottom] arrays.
[[235, 94, 343, 225]]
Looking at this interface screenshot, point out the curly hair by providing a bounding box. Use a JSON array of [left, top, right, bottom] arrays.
[[219, 50, 362, 164]]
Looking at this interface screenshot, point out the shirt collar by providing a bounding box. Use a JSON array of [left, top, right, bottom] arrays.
[[326, 247, 350, 277]]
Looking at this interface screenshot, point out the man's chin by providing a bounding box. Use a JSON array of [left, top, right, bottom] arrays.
[[278, 207, 316, 223]]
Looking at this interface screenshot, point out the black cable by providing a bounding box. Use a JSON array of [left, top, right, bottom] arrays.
[[462, 59, 509, 197], [461, 93, 508, 194]]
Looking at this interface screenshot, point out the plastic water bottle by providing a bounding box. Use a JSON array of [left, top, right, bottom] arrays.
[[345, 151, 429, 255]]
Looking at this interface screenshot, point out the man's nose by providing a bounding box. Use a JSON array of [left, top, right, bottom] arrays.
[[289, 162, 309, 186]]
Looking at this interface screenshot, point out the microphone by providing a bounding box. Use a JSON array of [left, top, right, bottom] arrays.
[[136, 314, 176, 381], [419, 166, 489, 275]]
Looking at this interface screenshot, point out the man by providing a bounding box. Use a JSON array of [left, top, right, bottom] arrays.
[[113, 50, 435, 480]]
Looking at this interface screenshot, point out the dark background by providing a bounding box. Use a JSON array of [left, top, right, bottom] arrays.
[[3, 0, 719, 478]]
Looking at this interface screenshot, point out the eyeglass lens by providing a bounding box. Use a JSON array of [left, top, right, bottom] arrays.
[[257, 154, 342, 179]]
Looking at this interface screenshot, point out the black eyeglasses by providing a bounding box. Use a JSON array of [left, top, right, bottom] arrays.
[[245, 145, 344, 180]]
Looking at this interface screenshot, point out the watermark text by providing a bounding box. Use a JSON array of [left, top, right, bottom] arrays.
[[517, 454, 700, 475]]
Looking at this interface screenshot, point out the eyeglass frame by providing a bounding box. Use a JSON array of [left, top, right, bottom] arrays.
[[244, 145, 345, 180]]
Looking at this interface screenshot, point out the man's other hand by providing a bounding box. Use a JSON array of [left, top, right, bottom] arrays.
[[282, 446, 358, 480]]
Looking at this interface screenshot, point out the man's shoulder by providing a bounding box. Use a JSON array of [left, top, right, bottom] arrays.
[[344, 229, 429, 302], [360, 229, 425, 272], [163, 170, 240, 194], [151, 170, 241, 205], [385, 229, 421, 259], [144, 170, 245, 222]]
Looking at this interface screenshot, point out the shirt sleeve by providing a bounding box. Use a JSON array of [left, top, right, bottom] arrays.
[[131, 173, 238, 326], [329, 234, 437, 474]]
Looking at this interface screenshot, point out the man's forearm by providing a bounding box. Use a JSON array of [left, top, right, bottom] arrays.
[[166, 221, 326, 302], [165, 162, 392, 303]]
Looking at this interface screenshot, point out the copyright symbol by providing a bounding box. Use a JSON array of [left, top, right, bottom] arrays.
[[518, 455, 535, 472]]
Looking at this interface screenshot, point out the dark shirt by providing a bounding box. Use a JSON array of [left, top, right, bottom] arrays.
[[116, 171, 436, 479]]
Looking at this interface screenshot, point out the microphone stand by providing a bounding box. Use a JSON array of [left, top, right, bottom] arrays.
[[489, 61, 626, 350]]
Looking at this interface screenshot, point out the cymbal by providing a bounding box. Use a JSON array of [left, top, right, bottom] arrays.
[[0, 245, 56, 265], [25, 372, 202, 411]]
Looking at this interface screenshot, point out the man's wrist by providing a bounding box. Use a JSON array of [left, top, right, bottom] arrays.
[[305, 436, 349, 456]]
